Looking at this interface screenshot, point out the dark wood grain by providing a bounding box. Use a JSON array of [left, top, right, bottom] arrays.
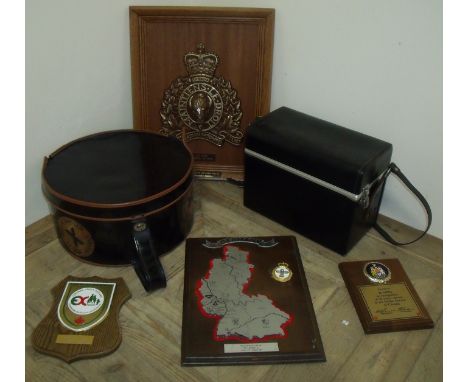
[[129, 7, 274, 180]]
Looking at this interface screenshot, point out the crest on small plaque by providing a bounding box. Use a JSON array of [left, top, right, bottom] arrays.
[[363, 262, 391, 284], [57, 281, 116, 332], [160, 43, 243, 147], [272, 262, 293, 282]]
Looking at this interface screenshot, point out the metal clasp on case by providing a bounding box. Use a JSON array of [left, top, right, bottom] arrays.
[[359, 186, 370, 209]]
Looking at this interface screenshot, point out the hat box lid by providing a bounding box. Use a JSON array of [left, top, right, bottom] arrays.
[[42, 130, 193, 220]]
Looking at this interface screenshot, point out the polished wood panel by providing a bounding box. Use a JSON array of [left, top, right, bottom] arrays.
[[26, 181, 442, 381], [130, 7, 274, 180]]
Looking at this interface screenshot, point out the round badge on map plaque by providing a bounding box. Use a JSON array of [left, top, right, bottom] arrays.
[[58, 217, 95, 258], [272, 262, 293, 283], [363, 261, 391, 284]]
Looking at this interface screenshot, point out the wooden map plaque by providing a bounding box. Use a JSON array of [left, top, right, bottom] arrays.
[[339, 259, 434, 334], [32, 276, 131, 362], [130, 7, 274, 180], [181, 236, 326, 366]]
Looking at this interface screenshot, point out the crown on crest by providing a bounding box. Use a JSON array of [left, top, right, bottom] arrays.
[[184, 43, 219, 81]]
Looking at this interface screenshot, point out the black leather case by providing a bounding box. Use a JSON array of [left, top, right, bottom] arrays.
[[244, 107, 393, 254]]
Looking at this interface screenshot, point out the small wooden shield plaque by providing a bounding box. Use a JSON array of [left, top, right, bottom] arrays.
[[32, 276, 131, 362]]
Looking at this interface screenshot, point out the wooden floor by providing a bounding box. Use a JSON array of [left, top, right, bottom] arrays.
[[25, 181, 443, 382]]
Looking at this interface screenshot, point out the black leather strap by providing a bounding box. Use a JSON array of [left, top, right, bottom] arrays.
[[373, 163, 432, 246], [131, 221, 167, 291]]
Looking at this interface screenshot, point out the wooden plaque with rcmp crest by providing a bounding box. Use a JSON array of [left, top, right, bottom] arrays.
[[130, 7, 274, 180], [181, 236, 325, 365]]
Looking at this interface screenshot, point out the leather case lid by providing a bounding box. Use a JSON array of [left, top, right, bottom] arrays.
[[245, 107, 393, 193]]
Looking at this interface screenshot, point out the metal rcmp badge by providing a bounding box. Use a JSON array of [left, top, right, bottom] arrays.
[[363, 261, 392, 284], [57, 281, 116, 332], [272, 262, 293, 282], [160, 43, 243, 147]]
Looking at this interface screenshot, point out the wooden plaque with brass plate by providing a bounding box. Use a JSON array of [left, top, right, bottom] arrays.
[[32, 276, 131, 362], [130, 6, 275, 180], [339, 259, 434, 334]]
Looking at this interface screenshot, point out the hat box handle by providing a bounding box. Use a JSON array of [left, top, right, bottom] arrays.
[[131, 219, 167, 291]]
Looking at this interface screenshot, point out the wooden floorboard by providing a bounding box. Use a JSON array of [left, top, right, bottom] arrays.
[[25, 215, 56, 256], [25, 181, 442, 381]]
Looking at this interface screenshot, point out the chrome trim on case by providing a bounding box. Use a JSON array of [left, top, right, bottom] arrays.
[[245, 148, 378, 207]]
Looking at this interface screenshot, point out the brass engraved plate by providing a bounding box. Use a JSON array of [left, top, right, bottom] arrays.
[[55, 334, 94, 345], [193, 153, 216, 162], [160, 43, 243, 147], [224, 343, 279, 353], [193, 170, 223, 179], [58, 217, 95, 257], [358, 282, 423, 322]]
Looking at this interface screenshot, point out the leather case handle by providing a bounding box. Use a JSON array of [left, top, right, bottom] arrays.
[[131, 220, 167, 291], [373, 163, 432, 246]]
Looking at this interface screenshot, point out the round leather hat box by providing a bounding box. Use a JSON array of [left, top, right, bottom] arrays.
[[42, 130, 194, 291]]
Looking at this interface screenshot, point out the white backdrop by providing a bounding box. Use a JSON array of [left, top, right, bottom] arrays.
[[26, 0, 442, 238]]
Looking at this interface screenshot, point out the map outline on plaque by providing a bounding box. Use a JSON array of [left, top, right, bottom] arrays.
[[196, 245, 294, 342], [32, 276, 131, 363], [182, 236, 326, 366], [160, 43, 243, 147], [339, 258, 434, 334]]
